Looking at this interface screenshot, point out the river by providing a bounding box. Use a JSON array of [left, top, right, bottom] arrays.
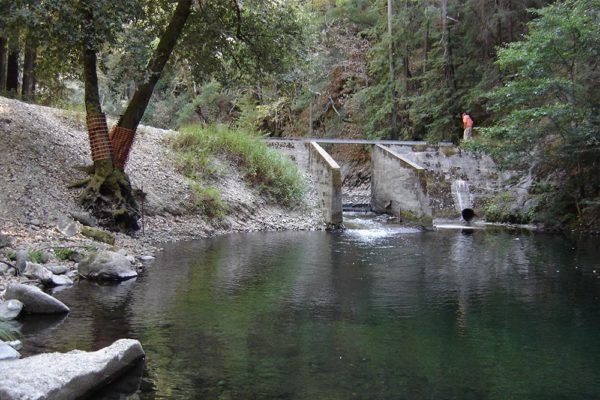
[[17, 215, 600, 399]]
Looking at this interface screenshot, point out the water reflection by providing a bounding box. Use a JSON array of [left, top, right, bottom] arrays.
[[19, 229, 600, 399]]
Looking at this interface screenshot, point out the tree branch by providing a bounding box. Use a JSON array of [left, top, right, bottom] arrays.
[[231, 0, 242, 40], [118, 0, 193, 131]]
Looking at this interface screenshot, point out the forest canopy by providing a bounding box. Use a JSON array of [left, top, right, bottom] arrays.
[[0, 0, 598, 230]]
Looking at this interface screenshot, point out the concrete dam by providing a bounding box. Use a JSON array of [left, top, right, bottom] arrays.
[[268, 139, 508, 229]]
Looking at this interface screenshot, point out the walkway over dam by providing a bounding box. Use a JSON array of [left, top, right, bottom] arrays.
[[267, 139, 507, 229]]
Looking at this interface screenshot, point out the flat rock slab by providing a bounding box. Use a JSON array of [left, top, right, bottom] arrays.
[[0, 339, 145, 400], [5, 284, 70, 314]]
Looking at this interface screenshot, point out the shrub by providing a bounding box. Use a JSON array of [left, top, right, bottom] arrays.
[[189, 183, 227, 219], [54, 247, 78, 262], [28, 251, 47, 264], [484, 192, 530, 224]]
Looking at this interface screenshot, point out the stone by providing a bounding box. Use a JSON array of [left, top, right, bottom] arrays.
[[0, 234, 11, 249], [0, 342, 21, 361], [23, 262, 53, 285], [0, 300, 24, 321], [78, 251, 137, 281], [70, 211, 98, 227], [6, 268, 16, 277], [5, 284, 70, 314], [56, 216, 79, 237], [0, 339, 145, 400], [5, 341, 22, 351], [50, 274, 73, 287], [140, 255, 155, 262], [66, 270, 78, 279], [15, 250, 28, 274], [46, 264, 68, 275], [0, 262, 9, 274]]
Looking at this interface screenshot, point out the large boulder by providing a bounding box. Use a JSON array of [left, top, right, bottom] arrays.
[[78, 251, 137, 281], [0, 300, 23, 321], [5, 284, 69, 314], [0, 339, 145, 400]]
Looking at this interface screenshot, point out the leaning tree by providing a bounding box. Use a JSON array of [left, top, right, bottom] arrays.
[[77, 0, 193, 232], [34, 0, 303, 232]]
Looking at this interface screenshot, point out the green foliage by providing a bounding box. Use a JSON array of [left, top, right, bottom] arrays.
[[7, 251, 16, 261], [484, 0, 600, 226], [484, 192, 530, 224], [189, 183, 227, 219], [80, 227, 116, 245], [239, 96, 292, 136], [170, 124, 306, 207], [28, 250, 46, 264], [54, 247, 78, 262], [176, 80, 235, 128], [0, 323, 18, 342]]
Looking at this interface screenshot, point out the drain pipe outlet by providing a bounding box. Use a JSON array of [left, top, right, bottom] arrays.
[[461, 208, 475, 222]]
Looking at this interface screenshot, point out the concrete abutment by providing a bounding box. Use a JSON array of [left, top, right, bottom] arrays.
[[371, 145, 433, 227], [308, 142, 344, 229]]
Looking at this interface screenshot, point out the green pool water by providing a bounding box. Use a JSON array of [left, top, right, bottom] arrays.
[[22, 223, 600, 399]]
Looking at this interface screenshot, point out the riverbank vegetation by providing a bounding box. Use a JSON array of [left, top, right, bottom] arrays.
[[169, 125, 306, 210], [0, 0, 598, 231]]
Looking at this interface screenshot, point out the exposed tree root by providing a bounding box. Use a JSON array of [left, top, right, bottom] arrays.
[[68, 178, 91, 189], [79, 168, 140, 233]]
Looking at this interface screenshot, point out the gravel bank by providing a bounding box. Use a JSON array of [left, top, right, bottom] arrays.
[[0, 96, 322, 296]]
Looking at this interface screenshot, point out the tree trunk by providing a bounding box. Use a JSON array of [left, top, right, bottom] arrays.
[[440, 0, 456, 88], [111, 0, 192, 169], [79, 0, 139, 232], [507, 0, 514, 42], [495, 0, 503, 45], [22, 36, 37, 100], [388, 0, 399, 140], [0, 37, 6, 92], [6, 34, 19, 95], [423, 20, 430, 75], [402, 0, 411, 93], [403, 45, 411, 93]]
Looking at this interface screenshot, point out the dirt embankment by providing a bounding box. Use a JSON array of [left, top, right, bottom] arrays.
[[0, 96, 322, 294]]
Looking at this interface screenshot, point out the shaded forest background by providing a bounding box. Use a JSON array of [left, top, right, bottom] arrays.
[[0, 0, 598, 230]]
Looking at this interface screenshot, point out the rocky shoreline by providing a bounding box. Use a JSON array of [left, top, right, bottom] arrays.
[[0, 96, 322, 298], [0, 95, 323, 397]]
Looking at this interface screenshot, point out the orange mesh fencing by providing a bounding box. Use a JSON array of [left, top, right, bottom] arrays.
[[110, 126, 136, 169], [86, 114, 113, 162]]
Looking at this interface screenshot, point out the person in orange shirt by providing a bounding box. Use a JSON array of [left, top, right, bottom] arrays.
[[462, 112, 473, 141]]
